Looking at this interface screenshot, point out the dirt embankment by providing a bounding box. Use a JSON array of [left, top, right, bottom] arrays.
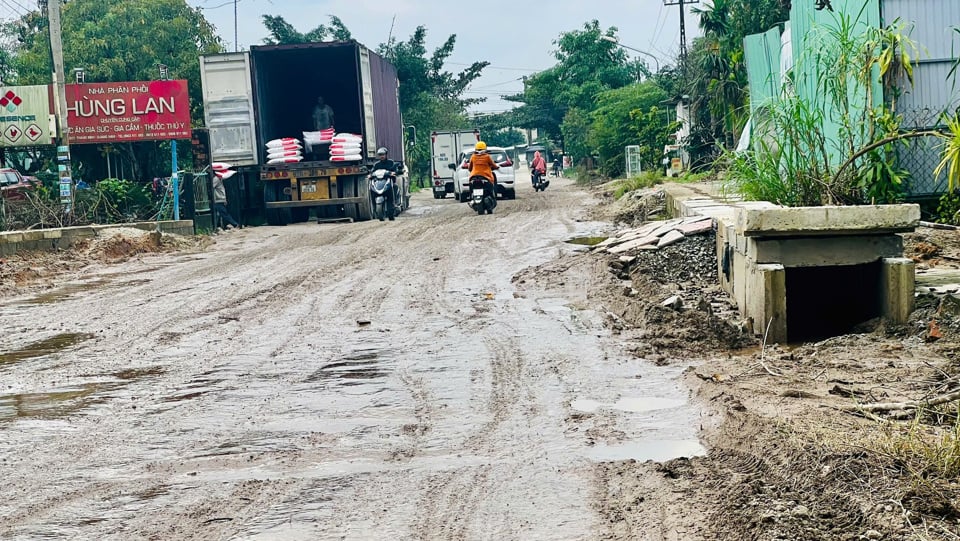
[[0, 227, 208, 298], [554, 191, 960, 540]]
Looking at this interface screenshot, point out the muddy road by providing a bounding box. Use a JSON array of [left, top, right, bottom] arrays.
[[0, 178, 705, 540]]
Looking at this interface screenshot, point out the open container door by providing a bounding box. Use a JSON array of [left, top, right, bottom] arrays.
[[200, 53, 259, 167]]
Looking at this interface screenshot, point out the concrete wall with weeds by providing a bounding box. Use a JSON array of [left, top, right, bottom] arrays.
[[727, 1, 960, 209]]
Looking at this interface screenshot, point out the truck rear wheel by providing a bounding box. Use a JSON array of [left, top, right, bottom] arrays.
[[292, 208, 310, 223], [355, 176, 374, 221], [264, 182, 292, 226]]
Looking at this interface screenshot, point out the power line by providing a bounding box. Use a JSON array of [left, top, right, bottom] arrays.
[[445, 61, 541, 73], [650, 3, 668, 49], [0, 0, 27, 18], [468, 77, 523, 90], [663, 0, 699, 67], [3, 0, 30, 15]]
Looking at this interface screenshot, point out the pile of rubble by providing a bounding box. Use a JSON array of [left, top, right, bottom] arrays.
[[593, 215, 714, 255]]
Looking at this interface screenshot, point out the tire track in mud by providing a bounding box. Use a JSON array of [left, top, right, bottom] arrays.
[[0, 181, 611, 539], [414, 464, 497, 540]]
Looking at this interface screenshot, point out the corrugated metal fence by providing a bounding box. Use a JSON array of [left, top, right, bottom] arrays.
[[883, 0, 960, 195]]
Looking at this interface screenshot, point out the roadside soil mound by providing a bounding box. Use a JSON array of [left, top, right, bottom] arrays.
[[545, 187, 960, 539], [0, 227, 206, 298]]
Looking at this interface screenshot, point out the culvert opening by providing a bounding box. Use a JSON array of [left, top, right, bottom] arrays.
[[785, 262, 882, 342]]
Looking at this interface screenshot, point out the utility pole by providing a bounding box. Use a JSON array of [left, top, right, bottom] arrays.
[[48, 0, 75, 217], [663, 0, 699, 71], [234, 0, 239, 52]]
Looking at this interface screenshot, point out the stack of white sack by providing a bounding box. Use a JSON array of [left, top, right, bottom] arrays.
[[266, 138, 303, 164], [329, 133, 363, 162], [302, 128, 336, 150]]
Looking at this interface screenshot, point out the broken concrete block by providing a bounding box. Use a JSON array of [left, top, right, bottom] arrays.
[[618, 255, 637, 265], [650, 219, 684, 238], [676, 219, 714, 236], [657, 230, 685, 248], [608, 236, 659, 254], [661, 295, 683, 310]]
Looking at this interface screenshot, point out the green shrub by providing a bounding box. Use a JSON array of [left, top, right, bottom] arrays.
[[614, 171, 665, 199]]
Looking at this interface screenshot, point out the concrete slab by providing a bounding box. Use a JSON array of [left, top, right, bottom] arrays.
[[736, 204, 920, 237], [657, 230, 685, 248], [752, 235, 903, 267], [608, 236, 660, 254], [650, 219, 684, 238], [677, 220, 714, 236]]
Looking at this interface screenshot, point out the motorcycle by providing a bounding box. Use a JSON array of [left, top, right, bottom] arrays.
[[532, 169, 550, 192], [468, 175, 497, 215], [369, 169, 397, 221]]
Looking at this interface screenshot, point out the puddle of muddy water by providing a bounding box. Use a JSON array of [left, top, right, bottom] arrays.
[[19, 280, 111, 305], [571, 396, 687, 414], [0, 382, 124, 421], [0, 332, 95, 366], [587, 439, 706, 462], [566, 236, 608, 246], [12, 272, 153, 306]]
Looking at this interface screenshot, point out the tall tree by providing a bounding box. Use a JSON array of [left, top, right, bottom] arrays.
[[504, 20, 633, 145], [7, 0, 223, 180], [262, 15, 352, 44], [376, 26, 487, 182]]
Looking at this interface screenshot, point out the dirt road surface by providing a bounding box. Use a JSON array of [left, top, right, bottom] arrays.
[[0, 178, 706, 540]]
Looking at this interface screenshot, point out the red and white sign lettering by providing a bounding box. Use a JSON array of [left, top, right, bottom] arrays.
[[65, 80, 192, 143]]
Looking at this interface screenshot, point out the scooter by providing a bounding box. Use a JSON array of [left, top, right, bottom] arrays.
[[469, 175, 497, 215], [532, 169, 550, 192], [369, 169, 397, 221]]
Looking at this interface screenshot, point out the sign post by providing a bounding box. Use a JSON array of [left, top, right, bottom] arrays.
[[171, 142, 179, 221]]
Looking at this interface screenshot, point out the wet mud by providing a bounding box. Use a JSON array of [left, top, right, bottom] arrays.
[[0, 178, 708, 540]]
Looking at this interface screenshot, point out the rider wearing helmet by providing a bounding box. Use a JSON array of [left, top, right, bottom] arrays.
[[468, 141, 499, 183], [371, 147, 398, 220], [372, 147, 397, 173], [468, 141, 499, 206]]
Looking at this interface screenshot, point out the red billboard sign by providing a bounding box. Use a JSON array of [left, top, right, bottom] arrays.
[[65, 80, 191, 144]]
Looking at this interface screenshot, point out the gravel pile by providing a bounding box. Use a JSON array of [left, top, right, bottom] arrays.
[[631, 231, 718, 287]]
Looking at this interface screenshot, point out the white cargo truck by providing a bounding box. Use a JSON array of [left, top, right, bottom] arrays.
[[429, 129, 480, 199]]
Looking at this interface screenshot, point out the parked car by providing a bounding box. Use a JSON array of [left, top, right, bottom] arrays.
[[453, 146, 516, 201], [0, 168, 35, 201]]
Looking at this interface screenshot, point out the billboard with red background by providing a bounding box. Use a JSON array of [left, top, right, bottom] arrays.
[[65, 80, 191, 144]]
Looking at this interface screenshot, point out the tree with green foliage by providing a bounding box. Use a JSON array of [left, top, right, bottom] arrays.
[[586, 82, 673, 177], [262, 15, 352, 44], [505, 20, 634, 146], [7, 0, 223, 181], [481, 128, 526, 149]]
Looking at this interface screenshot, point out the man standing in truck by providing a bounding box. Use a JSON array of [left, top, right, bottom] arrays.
[[312, 96, 335, 131]]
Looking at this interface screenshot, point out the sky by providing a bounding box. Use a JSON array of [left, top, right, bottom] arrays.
[[187, 0, 703, 114]]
